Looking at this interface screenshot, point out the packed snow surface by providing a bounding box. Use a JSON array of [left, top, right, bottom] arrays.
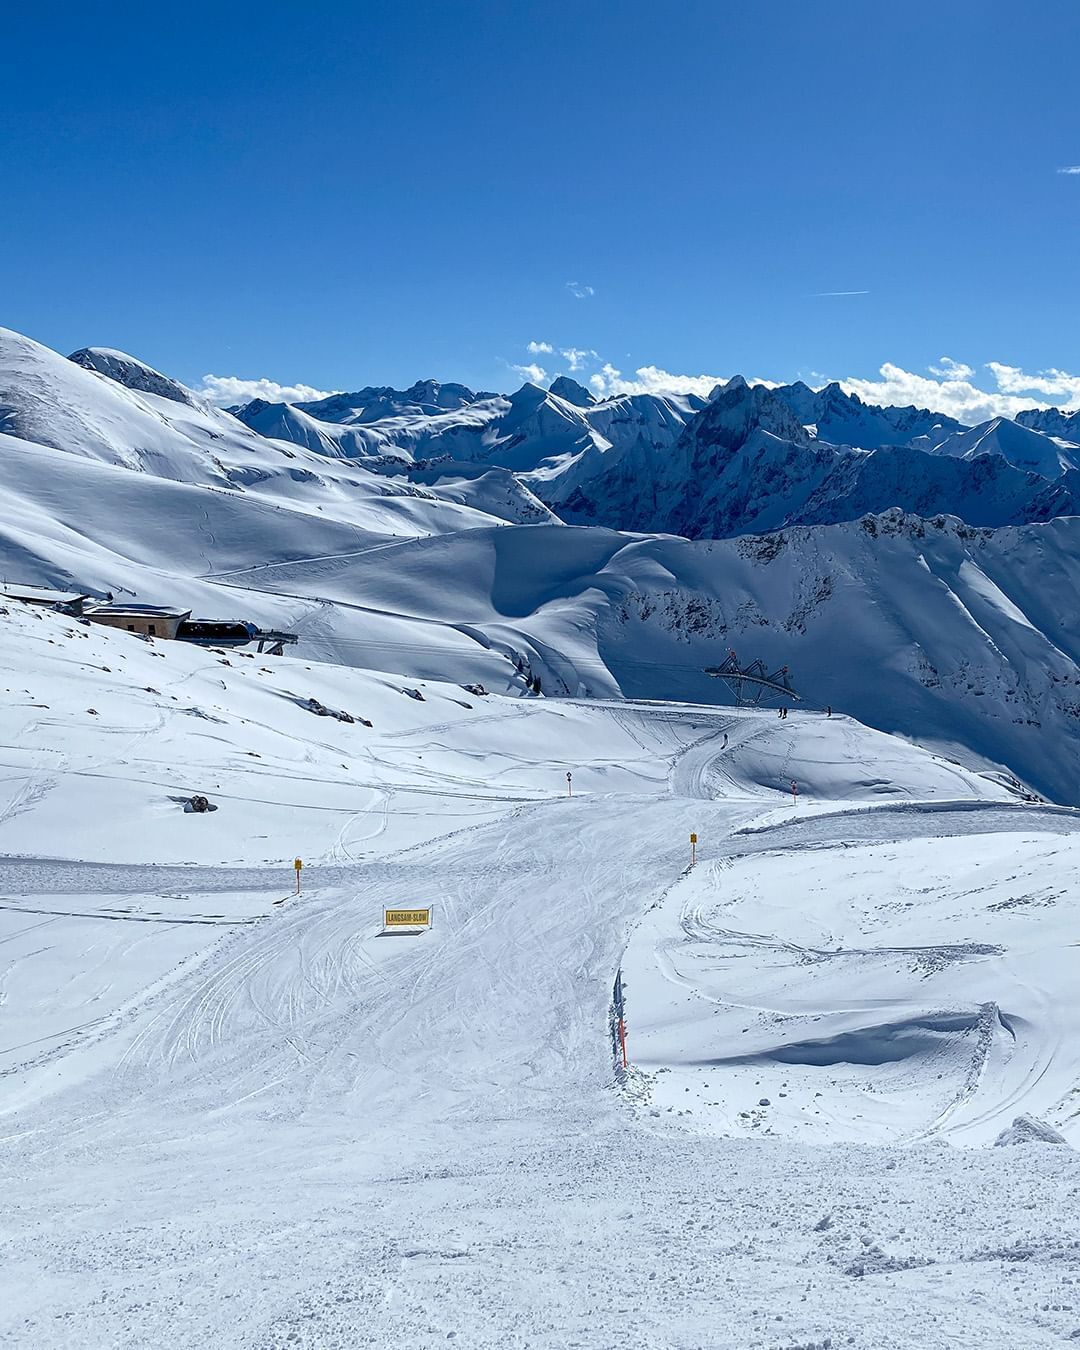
[[3, 324, 1080, 1345], [3, 604, 1080, 1348]]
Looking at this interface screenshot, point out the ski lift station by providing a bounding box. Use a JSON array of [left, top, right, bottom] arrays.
[[85, 606, 299, 653], [85, 604, 192, 640], [1, 584, 298, 654]]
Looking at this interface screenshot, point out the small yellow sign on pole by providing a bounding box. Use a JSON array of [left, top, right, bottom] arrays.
[[690, 832, 698, 865], [383, 907, 432, 931], [294, 857, 303, 894]]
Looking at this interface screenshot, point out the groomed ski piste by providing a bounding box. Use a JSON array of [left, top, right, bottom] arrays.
[[3, 599, 1080, 1349]]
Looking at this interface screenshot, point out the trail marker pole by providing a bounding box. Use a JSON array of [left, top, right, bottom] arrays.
[[294, 857, 303, 893], [566, 771, 573, 798], [791, 780, 798, 806], [614, 969, 629, 1070], [690, 831, 698, 866]]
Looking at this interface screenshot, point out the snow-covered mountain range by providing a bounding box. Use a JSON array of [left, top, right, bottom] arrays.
[[222, 362, 1080, 537], [1, 324, 1079, 806], [4, 323, 1080, 1346]]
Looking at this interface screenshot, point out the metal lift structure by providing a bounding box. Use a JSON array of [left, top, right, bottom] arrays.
[[704, 651, 799, 707], [176, 619, 299, 656]]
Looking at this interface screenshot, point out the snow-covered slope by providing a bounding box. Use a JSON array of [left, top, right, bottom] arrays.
[[626, 794, 1080, 1147], [235, 378, 706, 499], [556, 379, 1075, 536], [3, 598, 1080, 1347], [771, 378, 967, 447], [3, 325, 1079, 806], [927, 416, 1080, 477], [6, 326, 1080, 1346], [0, 328, 547, 536]]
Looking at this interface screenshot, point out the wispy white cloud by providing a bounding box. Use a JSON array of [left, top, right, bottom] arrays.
[[927, 356, 975, 381], [512, 362, 548, 385], [811, 289, 870, 297], [1057, 166, 1080, 175], [566, 281, 595, 299], [198, 374, 338, 406], [526, 340, 553, 354], [559, 346, 598, 372], [985, 361, 1080, 402]]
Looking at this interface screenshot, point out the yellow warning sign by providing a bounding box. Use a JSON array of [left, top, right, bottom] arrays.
[[384, 907, 431, 929], [689, 833, 698, 844]]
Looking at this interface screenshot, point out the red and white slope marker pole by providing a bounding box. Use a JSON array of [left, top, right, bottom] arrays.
[[614, 969, 629, 1070]]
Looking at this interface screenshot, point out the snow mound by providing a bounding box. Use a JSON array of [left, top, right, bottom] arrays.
[[994, 1115, 1070, 1147]]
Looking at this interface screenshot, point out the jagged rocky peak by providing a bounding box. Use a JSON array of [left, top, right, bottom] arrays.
[[548, 375, 595, 407], [707, 374, 749, 401], [68, 346, 204, 409], [1017, 406, 1080, 439], [684, 376, 810, 453], [400, 378, 483, 409]]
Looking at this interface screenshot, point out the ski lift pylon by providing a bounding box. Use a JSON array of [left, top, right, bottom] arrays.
[[703, 650, 799, 707]]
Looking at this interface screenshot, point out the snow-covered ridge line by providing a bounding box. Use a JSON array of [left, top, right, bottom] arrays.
[[1, 324, 1079, 806], [223, 359, 1080, 538]]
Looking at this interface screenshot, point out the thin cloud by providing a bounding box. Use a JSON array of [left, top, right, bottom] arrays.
[[559, 346, 598, 372], [198, 374, 337, 406], [566, 281, 595, 299], [928, 357, 975, 381], [512, 362, 548, 385], [811, 289, 870, 297], [1057, 166, 1080, 175]]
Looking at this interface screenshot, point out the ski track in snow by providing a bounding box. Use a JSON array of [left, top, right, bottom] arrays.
[[2, 607, 1080, 1346]]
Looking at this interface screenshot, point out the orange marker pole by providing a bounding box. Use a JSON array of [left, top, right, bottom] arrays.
[[618, 1015, 629, 1069]]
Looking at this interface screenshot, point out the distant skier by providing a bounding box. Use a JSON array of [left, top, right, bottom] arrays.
[[722, 732, 728, 749], [826, 705, 832, 717], [790, 778, 798, 804]]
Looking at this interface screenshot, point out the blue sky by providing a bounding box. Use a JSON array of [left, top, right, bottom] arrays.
[[2, 0, 1079, 416]]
